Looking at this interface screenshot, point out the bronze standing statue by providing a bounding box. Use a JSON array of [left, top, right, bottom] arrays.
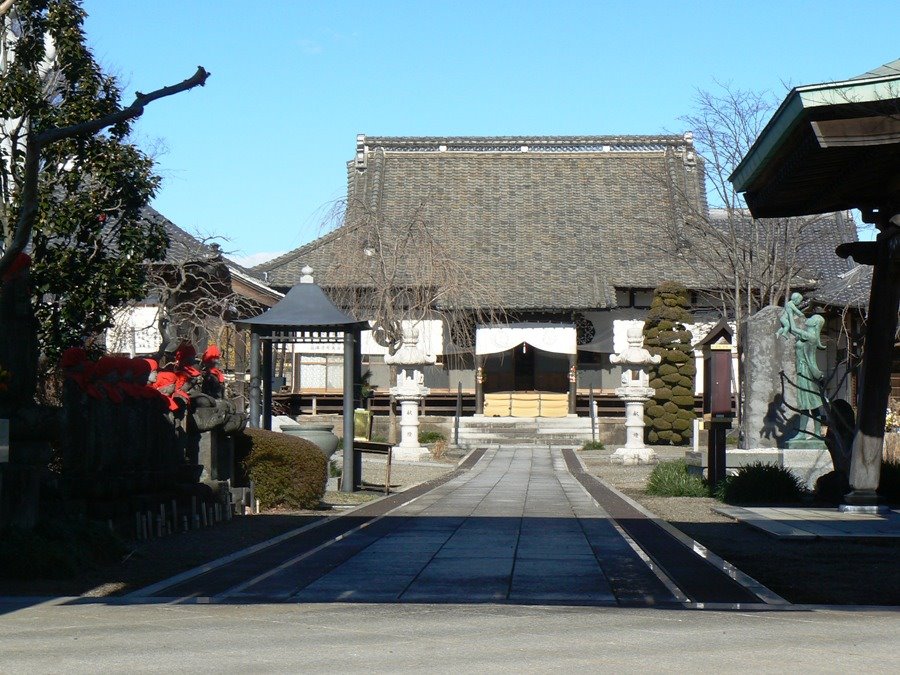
[[780, 295, 826, 441]]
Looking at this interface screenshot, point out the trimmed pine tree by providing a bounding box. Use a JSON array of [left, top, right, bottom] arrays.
[[643, 282, 696, 445]]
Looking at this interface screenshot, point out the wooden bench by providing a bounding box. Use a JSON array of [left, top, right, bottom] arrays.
[[351, 440, 393, 494]]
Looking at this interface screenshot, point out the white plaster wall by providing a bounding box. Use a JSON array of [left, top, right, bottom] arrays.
[[285, 319, 444, 358]]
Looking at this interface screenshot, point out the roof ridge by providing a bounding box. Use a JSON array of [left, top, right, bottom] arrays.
[[358, 134, 692, 153]]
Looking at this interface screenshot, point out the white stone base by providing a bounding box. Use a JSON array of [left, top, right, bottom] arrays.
[[610, 447, 658, 465], [391, 445, 431, 462], [684, 446, 832, 489]]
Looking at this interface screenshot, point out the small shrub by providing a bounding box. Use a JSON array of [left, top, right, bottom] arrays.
[[878, 459, 900, 503], [418, 430, 446, 444], [645, 459, 709, 497], [581, 440, 605, 451], [241, 428, 327, 510], [716, 462, 806, 505], [430, 439, 448, 460]]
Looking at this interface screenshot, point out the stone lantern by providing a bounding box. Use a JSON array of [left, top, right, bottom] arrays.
[[385, 328, 435, 461], [610, 325, 661, 465]]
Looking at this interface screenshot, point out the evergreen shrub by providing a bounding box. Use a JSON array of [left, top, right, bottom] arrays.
[[715, 462, 807, 505], [643, 282, 696, 445], [581, 440, 606, 451], [418, 430, 446, 444], [241, 428, 327, 510], [645, 459, 709, 497]]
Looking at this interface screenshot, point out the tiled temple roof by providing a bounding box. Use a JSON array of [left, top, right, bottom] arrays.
[[260, 134, 711, 309]]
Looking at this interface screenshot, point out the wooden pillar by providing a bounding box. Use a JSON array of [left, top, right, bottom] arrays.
[[840, 218, 900, 507], [475, 353, 484, 415], [341, 330, 357, 492], [262, 336, 273, 431], [234, 326, 248, 403], [568, 352, 577, 415], [248, 330, 261, 429]]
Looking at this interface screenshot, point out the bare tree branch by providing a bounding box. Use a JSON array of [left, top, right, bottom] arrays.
[[0, 66, 210, 279]]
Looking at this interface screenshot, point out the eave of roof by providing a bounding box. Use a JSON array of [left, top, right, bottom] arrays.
[[730, 59, 900, 217]]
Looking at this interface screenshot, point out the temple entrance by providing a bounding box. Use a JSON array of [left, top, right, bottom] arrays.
[[483, 342, 568, 394], [476, 323, 577, 417]]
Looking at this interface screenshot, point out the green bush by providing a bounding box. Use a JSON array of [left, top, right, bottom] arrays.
[[645, 459, 709, 497], [0, 517, 126, 580], [644, 282, 695, 445], [878, 459, 900, 503], [715, 462, 807, 505], [581, 440, 605, 451], [418, 430, 446, 444], [241, 428, 327, 510]]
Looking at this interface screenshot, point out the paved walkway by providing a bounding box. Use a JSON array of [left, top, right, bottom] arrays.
[[227, 447, 679, 605], [714, 505, 900, 540]]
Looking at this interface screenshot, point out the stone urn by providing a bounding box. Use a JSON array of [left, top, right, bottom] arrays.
[[281, 423, 340, 460]]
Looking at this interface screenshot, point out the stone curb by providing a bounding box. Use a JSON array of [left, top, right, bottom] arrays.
[[565, 449, 789, 606]]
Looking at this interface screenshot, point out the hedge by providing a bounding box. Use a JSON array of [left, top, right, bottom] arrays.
[[240, 428, 327, 510]]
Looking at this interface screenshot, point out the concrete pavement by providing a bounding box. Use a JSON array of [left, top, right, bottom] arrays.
[[1, 600, 898, 672]]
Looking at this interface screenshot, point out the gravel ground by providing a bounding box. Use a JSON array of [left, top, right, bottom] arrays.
[[579, 448, 900, 605], [359, 456, 456, 492]]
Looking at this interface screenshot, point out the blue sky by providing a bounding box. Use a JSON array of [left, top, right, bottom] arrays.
[[82, 1, 896, 265]]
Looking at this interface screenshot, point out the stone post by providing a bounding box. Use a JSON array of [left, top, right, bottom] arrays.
[[609, 326, 661, 465]]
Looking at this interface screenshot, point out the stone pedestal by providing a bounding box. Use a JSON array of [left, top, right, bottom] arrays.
[[199, 429, 234, 482], [390, 369, 431, 462], [610, 392, 658, 465]]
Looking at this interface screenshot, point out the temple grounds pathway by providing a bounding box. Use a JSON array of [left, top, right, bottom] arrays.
[[129, 446, 772, 606]]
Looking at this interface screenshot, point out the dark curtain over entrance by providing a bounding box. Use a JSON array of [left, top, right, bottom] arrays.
[[483, 342, 568, 393]]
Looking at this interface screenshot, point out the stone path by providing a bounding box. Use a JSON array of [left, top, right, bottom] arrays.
[[714, 505, 900, 540], [226, 447, 679, 605]]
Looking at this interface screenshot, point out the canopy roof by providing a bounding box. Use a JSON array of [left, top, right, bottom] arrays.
[[730, 59, 900, 218], [237, 270, 364, 332]]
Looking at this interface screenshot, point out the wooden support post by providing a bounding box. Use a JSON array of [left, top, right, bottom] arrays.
[[262, 337, 273, 431], [341, 330, 357, 492], [475, 354, 484, 415], [568, 352, 577, 415], [838, 215, 900, 509], [249, 331, 261, 428]]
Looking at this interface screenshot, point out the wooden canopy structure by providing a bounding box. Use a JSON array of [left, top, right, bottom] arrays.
[[731, 59, 900, 508], [237, 267, 366, 491]]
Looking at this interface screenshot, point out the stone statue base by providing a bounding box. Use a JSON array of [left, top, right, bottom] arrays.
[[391, 445, 430, 462], [785, 437, 826, 450], [684, 446, 832, 489], [839, 501, 891, 515], [610, 447, 658, 465]]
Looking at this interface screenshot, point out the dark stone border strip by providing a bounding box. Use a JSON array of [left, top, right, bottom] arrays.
[[137, 449, 486, 599], [562, 449, 767, 605]]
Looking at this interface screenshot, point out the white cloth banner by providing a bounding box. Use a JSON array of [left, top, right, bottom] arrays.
[[476, 324, 576, 356]]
